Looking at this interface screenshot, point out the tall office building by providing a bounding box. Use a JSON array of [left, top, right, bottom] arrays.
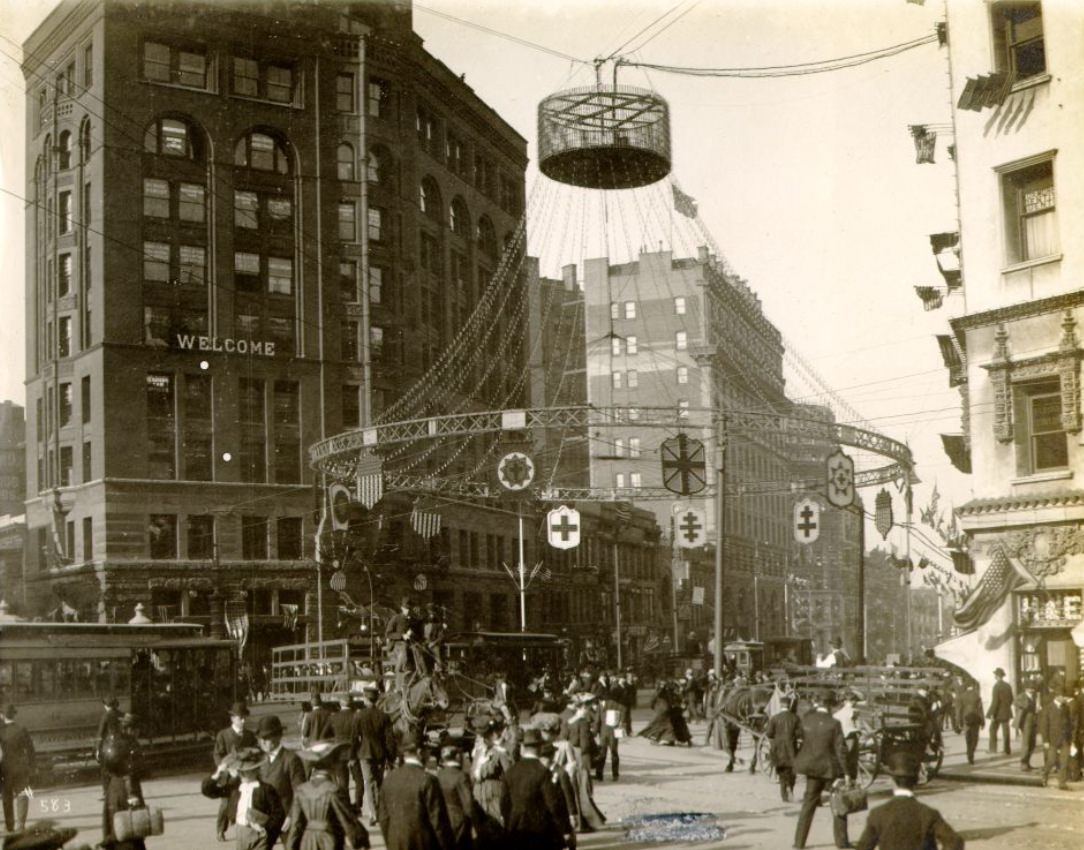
[[22, 0, 526, 660]]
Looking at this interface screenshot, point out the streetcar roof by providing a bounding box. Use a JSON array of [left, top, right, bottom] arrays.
[[0, 621, 209, 646], [443, 630, 568, 647]]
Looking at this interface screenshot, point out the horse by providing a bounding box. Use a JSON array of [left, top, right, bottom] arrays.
[[710, 683, 775, 772], [378, 672, 450, 750]]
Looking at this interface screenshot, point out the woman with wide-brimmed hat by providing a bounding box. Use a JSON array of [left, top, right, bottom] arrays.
[[285, 742, 368, 850], [469, 720, 510, 850]]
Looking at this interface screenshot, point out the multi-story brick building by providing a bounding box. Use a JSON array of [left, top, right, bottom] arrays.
[[932, 1, 1084, 699], [21, 0, 526, 662], [0, 402, 26, 518]]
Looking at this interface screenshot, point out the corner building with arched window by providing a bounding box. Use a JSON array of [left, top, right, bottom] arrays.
[[21, 0, 527, 663]]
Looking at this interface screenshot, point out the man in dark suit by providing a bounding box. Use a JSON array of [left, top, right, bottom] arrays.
[[855, 750, 963, 850], [0, 704, 34, 833], [957, 681, 984, 764], [354, 685, 397, 825], [385, 598, 418, 683], [766, 695, 801, 802], [326, 699, 358, 801], [214, 702, 258, 842], [619, 672, 636, 736], [1014, 683, 1039, 771], [793, 692, 850, 850], [594, 686, 623, 782], [987, 668, 1013, 755], [378, 739, 454, 850], [100, 711, 146, 850], [255, 714, 305, 825], [1039, 688, 1076, 790], [435, 745, 474, 850], [303, 693, 335, 747], [500, 728, 574, 850]]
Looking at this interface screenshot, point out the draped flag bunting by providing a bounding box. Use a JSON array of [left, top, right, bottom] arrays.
[[672, 184, 698, 219], [411, 502, 442, 539], [614, 502, 632, 525], [225, 602, 250, 655], [909, 125, 936, 163], [281, 603, 300, 631], [953, 546, 1026, 630], [915, 286, 944, 311], [356, 454, 383, 509], [957, 73, 1014, 111], [950, 549, 975, 575]]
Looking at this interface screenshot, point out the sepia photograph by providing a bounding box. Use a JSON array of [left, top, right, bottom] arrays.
[[0, 0, 1081, 847]]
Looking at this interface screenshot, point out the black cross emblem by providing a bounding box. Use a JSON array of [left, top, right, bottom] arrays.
[[679, 511, 702, 543], [661, 434, 706, 496], [797, 505, 818, 539], [551, 514, 578, 542]]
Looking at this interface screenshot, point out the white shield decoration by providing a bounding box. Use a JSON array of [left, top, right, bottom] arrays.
[[794, 498, 821, 545], [547, 505, 581, 550], [675, 505, 706, 549]]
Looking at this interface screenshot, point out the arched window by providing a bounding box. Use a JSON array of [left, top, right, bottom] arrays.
[[58, 130, 72, 170], [43, 134, 53, 172], [367, 146, 388, 184], [476, 215, 497, 257], [503, 231, 515, 252], [419, 176, 442, 222], [449, 196, 470, 237], [336, 143, 355, 181], [79, 118, 92, 163], [144, 116, 201, 159], [234, 131, 290, 174]]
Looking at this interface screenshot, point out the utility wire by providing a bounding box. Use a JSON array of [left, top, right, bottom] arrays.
[[622, 32, 938, 78], [620, 0, 702, 57], [414, 2, 589, 65], [603, 0, 691, 61]]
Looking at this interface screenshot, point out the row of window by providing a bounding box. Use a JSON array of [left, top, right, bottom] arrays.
[[612, 367, 690, 388], [147, 513, 304, 561], [610, 297, 687, 320], [37, 439, 92, 491], [36, 42, 92, 126], [613, 471, 644, 489]]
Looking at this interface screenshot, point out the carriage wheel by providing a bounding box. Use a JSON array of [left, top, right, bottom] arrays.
[[856, 734, 881, 789], [755, 736, 775, 780]]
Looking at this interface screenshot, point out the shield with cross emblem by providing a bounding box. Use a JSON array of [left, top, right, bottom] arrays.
[[660, 434, 707, 496], [546, 505, 581, 550], [674, 505, 706, 549], [794, 497, 821, 545]]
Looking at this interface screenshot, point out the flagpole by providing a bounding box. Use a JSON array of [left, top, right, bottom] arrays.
[[518, 503, 527, 632], [613, 536, 622, 670]]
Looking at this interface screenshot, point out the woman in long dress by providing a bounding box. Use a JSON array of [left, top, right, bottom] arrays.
[[470, 724, 511, 850], [286, 743, 368, 850], [639, 681, 691, 746]]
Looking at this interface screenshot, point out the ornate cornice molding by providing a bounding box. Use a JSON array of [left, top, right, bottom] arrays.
[[950, 289, 1084, 333], [958, 489, 1084, 517]]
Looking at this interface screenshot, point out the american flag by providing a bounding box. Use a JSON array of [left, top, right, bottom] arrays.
[[411, 504, 442, 539], [671, 184, 698, 219], [356, 454, 383, 509], [281, 603, 300, 631], [953, 546, 1026, 631], [614, 502, 632, 525]]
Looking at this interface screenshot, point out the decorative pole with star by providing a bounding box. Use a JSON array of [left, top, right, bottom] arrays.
[[497, 450, 536, 631]]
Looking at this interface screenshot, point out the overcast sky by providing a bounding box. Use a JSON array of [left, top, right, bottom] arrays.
[[0, 0, 977, 565]]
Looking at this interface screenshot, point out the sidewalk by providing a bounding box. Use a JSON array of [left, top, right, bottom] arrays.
[[936, 729, 1049, 788]]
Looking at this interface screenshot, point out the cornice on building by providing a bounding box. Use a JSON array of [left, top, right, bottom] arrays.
[[949, 289, 1084, 334], [957, 488, 1084, 517]]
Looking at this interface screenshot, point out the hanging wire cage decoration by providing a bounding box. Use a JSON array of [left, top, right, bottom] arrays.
[[537, 84, 672, 190]]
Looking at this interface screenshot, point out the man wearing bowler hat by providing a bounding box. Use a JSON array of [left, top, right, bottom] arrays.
[[378, 738, 454, 850], [214, 703, 258, 842], [855, 750, 963, 850], [500, 728, 574, 850], [792, 691, 851, 850], [256, 714, 305, 833], [352, 685, 397, 825], [987, 667, 1013, 755], [0, 704, 34, 834]]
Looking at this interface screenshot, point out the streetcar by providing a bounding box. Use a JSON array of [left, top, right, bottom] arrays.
[[441, 631, 571, 704], [0, 621, 237, 762]]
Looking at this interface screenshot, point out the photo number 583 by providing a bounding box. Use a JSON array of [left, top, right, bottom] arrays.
[[39, 797, 72, 813]]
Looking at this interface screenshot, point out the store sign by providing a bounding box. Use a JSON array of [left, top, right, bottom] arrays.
[[175, 334, 278, 356], [1018, 590, 1083, 628]]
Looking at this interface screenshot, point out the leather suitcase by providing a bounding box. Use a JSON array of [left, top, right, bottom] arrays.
[[114, 806, 165, 840]]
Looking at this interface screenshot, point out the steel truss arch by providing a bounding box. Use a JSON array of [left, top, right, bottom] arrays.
[[310, 405, 913, 501]]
